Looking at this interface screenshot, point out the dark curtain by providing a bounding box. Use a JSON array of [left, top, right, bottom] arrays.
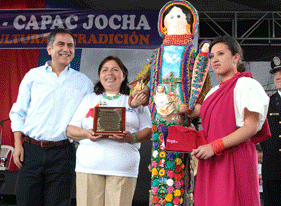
[[0, 0, 46, 171]]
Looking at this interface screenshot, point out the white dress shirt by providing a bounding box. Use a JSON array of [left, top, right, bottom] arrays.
[[9, 61, 93, 141]]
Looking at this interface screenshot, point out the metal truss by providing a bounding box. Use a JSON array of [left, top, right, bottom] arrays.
[[198, 11, 281, 46]]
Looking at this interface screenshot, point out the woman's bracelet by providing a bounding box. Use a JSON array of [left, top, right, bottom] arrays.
[[210, 138, 225, 155], [130, 133, 139, 144]]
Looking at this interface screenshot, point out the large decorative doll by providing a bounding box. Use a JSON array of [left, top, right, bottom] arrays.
[[129, 1, 211, 205]]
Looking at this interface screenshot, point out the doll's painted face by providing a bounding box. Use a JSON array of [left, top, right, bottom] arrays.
[[164, 6, 189, 35], [200, 42, 210, 53], [157, 85, 165, 94]]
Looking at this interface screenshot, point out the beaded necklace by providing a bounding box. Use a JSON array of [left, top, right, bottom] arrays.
[[102, 93, 121, 100]]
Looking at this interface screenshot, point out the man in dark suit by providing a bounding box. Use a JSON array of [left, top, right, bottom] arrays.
[[260, 56, 281, 206]]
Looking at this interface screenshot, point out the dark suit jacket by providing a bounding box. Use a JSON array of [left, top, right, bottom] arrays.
[[260, 92, 281, 180]]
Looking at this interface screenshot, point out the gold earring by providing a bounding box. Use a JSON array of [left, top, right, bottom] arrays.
[[186, 24, 191, 33]]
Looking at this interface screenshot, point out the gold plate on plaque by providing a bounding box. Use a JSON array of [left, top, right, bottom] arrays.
[[93, 107, 125, 135]]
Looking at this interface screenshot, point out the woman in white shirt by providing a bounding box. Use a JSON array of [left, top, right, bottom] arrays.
[[66, 56, 152, 206]]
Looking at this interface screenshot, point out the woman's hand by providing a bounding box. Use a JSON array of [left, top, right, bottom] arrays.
[[191, 144, 214, 160], [85, 129, 103, 142], [108, 131, 134, 143], [186, 103, 201, 119], [131, 93, 148, 108], [66, 125, 102, 141]]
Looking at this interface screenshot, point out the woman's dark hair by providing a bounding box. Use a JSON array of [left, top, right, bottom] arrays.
[[162, 5, 193, 33], [94, 56, 130, 95], [209, 36, 247, 72]]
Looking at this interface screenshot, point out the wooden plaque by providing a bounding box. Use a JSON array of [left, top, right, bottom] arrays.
[[93, 107, 126, 136]]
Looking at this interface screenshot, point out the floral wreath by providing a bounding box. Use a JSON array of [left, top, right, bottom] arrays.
[[158, 0, 199, 39]]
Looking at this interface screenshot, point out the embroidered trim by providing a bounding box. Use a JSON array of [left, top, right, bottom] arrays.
[[163, 34, 193, 45]]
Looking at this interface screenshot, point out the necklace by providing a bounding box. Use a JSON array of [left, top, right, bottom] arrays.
[[102, 93, 121, 100]]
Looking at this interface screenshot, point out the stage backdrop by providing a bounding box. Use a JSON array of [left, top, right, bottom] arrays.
[[0, 1, 160, 171], [1, 0, 274, 174]]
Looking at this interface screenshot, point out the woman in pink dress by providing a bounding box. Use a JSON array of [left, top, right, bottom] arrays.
[[191, 36, 270, 206]]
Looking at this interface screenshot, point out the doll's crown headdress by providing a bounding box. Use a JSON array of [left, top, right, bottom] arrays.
[[158, 0, 199, 38]]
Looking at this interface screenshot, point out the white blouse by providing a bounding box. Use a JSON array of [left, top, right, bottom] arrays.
[[69, 93, 152, 178], [205, 77, 269, 131]]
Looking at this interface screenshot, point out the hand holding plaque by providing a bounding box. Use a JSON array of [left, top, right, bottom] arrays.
[[93, 107, 126, 136]]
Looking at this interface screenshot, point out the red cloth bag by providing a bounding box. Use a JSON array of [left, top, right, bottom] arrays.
[[164, 125, 207, 152]]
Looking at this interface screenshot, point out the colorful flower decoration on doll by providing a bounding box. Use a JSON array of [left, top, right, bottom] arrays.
[[158, 123, 165, 131], [152, 168, 159, 176], [159, 133, 164, 142], [174, 174, 182, 181], [175, 165, 182, 173], [153, 150, 159, 159], [159, 151, 166, 158], [173, 197, 181, 205], [159, 177, 167, 184], [153, 133, 159, 142], [159, 159, 166, 167], [167, 170, 175, 178], [152, 196, 159, 204], [166, 160, 176, 170], [166, 152, 174, 160], [165, 194, 173, 202], [159, 169, 166, 177], [160, 126, 169, 139], [175, 157, 182, 165], [159, 186, 167, 194], [174, 180, 181, 189], [167, 186, 174, 194], [174, 189, 181, 197], [154, 142, 159, 149], [152, 187, 159, 195], [153, 179, 160, 187], [166, 178, 174, 186]]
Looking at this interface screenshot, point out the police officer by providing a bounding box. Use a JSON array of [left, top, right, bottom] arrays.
[[260, 56, 281, 206]]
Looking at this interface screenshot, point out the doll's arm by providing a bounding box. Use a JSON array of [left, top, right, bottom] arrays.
[[128, 62, 151, 108], [188, 42, 210, 110]]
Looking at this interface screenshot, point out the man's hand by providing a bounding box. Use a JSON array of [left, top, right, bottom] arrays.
[[13, 145, 24, 168]]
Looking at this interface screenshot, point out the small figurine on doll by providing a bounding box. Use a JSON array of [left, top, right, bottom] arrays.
[[155, 85, 175, 116], [129, 0, 211, 205]]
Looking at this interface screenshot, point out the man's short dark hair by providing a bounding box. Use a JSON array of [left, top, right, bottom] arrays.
[[47, 28, 76, 47]]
